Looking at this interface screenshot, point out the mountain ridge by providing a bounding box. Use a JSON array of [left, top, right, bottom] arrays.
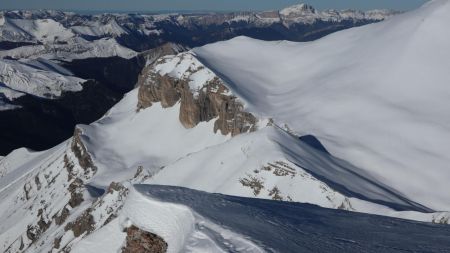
[[1, 2, 449, 252]]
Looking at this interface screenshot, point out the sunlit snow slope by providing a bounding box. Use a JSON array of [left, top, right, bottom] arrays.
[[193, 0, 450, 211]]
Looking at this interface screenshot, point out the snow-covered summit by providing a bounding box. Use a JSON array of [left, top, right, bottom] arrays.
[[278, 2, 395, 25], [280, 3, 317, 16]]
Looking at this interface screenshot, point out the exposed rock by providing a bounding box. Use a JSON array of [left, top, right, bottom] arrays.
[[23, 182, 32, 200], [239, 174, 264, 196], [53, 207, 70, 225], [270, 161, 297, 178], [64, 209, 95, 237], [122, 225, 168, 253], [107, 181, 128, 194], [432, 213, 450, 225], [53, 236, 62, 249], [63, 154, 75, 181], [139, 43, 187, 72], [269, 186, 283, 201], [34, 174, 42, 190], [137, 60, 257, 136], [26, 213, 51, 243], [337, 198, 354, 211], [68, 178, 84, 208], [71, 127, 97, 174]]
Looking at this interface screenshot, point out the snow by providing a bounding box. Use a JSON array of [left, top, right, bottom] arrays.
[[0, 100, 21, 111], [78, 88, 230, 187], [72, 186, 263, 253], [33, 19, 75, 42], [0, 85, 25, 100], [21, 58, 75, 76], [71, 219, 126, 253], [62, 185, 450, 253], [147, 124, 450, 221], [193, 0, 450, 211], [131, 185, 450, 253], [0, 142, 70, 252], [0, 4, 449, 251], [0, 18, 74, 43], [71, 19, 128, 37], [0, 58, 84, 99], [280, 3, 316, 16], [0, 37, 137, 60], [154, 54, 216, 94], [277, 3, 391, 25], [121, 188, 196, 253]]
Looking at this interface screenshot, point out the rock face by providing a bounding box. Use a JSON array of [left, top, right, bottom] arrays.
[[137, 53, 257, 136], [122, 226, 168, 253], [72, 127, 98, 174]]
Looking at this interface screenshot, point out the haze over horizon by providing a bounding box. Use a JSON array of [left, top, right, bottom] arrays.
[[1, 0, 428, 12]]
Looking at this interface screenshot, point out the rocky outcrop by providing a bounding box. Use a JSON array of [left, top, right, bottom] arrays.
[[122, 226, 168, 253], [71, 127, 97, 175], [139, 43, 187, 72], [137, 54, 257, 136], [64, 211, 95, 238]]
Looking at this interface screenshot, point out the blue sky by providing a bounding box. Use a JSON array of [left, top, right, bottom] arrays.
[[1, 0, 428, 12]]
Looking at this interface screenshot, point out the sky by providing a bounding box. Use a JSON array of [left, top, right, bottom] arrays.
[[1, 0, 428, 12]]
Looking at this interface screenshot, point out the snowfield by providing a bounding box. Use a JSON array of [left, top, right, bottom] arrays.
[[193, 0, 450, 211]]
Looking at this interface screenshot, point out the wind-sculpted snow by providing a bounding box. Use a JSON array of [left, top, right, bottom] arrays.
[[193, 0, 450, 211], [131, 185, 450, 253]]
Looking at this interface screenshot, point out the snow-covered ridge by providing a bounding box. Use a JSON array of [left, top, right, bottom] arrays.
[[0, 37, 137, 60], [0, 2, 448, 252], [153, 53, 217, 96], [0, 18, 75, 43], [277, 3, 397, 26], [0, 58, 84, 99], [280, 3, 316, 16], [193, 0, 450, 212], [71, 18, 128, 37]]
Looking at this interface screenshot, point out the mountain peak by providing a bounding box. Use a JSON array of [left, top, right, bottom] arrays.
[[279, 3, 316, 16]]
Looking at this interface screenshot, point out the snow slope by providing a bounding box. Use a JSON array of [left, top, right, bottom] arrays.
[[71, 19, 128, 37], [146, 121, 450, 221], [73, 185, 450, 253], [193, 0, 450, 211], [0, 37, 137, 60], [74, 47, 445, 221], [0, 18, 74, 43], [78, 88, 230, 187], [154, 53, 217, 95], [0, 58, 84, 99], [133, 185, 450, 253]]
